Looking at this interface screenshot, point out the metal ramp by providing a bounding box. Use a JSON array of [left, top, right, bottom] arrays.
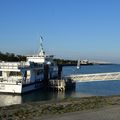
[[65, 72, 120, 82]]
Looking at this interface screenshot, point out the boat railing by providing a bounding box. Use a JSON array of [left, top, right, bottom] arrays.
[[0, 61, 44, 70], [0, 62, 29, 69], [0, 75, 31, 85], [49, 80, 65, 87], [0, 76, 22, 84]]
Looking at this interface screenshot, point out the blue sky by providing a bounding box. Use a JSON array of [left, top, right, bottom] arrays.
[[0, 0, 120, 63]]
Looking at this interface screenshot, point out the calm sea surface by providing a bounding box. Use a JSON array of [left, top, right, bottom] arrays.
[[1, 64, 120, 107]]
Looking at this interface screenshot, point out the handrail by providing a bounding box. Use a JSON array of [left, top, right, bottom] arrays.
[[65, 72, 120, 81]]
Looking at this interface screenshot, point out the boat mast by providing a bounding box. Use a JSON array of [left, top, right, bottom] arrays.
[[77, 59, 80, 69], [39, 36, 45, 56]]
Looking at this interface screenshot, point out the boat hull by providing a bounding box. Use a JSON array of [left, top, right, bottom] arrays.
[[0, 83, 22, 93], [22, 81, 44, 93], [0, 81, 44, 94]]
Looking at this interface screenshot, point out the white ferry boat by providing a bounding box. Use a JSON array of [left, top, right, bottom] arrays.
[[0, 39, 58, 94]]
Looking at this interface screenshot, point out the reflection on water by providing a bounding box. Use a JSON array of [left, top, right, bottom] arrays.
[[1, 80, 120, 107], [22, 90, 66, 103], [0, 94, 22, 107], [0, 90, 66, 107], [1, 65, 120, 107]]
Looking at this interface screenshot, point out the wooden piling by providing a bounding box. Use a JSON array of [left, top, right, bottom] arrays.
[[49, 79, 65, 91]]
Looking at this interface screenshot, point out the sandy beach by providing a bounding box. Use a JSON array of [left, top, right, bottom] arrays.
[[41, 106, 120, 120]]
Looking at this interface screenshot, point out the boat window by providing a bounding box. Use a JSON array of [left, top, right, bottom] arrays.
[[9, 72, 22, 76], [0, 71, 2, 76], [51, 63, 54, 66], [37, 70, 44, 75], [37, 71, 40, 75]]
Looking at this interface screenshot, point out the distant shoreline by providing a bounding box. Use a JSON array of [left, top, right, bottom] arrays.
[[61, 63, 114, 66], [61, 63, 93, 66]]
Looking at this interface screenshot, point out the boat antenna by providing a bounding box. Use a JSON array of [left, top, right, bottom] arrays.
[[39, 36, 45, 56], [40, 36, 44, 50]]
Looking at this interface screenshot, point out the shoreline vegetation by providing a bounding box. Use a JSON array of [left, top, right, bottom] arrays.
[[0, 95, 120, 120], [0, 51, 113, 65]]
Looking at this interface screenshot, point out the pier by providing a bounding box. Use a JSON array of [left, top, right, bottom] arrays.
[[65, 72, 120, 82], [49, 80, 65, 91]]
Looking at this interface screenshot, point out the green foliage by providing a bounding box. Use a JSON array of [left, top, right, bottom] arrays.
[[54, 58, 77, 65], [0, 51, 26, 62]]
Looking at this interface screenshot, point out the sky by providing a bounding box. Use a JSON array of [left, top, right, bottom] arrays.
[[0, 0, 120, 63]]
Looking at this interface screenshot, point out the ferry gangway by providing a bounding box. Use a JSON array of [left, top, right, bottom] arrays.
[[64, 72, 120, 82]]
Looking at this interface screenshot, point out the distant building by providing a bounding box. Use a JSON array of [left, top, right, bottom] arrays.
[[80, 59, 89, 64]]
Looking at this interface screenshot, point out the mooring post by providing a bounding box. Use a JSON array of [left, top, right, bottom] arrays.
[[58, 64, 62, 79]]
